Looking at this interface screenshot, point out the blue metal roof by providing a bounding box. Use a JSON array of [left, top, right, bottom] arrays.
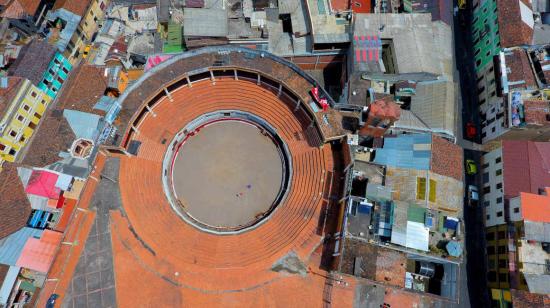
[[374, 134, 432, 170], [64, 109, 102, 141], [0, 227, 43, 266]]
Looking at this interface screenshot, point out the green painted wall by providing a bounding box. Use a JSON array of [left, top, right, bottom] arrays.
[[472, 0, 501, 72]]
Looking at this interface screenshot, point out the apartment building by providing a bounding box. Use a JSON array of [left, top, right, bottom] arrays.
[[0, 77, 52, 166], [471, 0, 536, 143]]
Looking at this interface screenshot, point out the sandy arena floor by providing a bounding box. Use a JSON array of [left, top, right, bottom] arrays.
[[172, 120, 284, 228]]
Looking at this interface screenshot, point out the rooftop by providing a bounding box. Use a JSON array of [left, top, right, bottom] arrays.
[[0, 0, 41, 19], [7, 39, 57, 86], [502, 140, 550, 198], [520, 190, 550, 223], [353, 13, 453, 77], [497, 0, 534, 48], [54, 64, 109, 114], [183, 8, 228, 37], [0, 163, 32, 240], [0, 77, 23, 118], [52, 0, 91, 16], [503, 48, 538, 92], [373, 133, 463, 181]]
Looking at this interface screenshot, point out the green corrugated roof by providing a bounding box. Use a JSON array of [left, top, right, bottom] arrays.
[[407, 205, 426, 223], [163, 22, 183, 53]]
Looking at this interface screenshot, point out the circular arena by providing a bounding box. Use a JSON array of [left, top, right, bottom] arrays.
[[167, 113, 291, 232], [102, 47, 350, 304]]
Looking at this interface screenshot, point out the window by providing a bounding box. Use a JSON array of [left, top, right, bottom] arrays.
[[496, 169, 502, 176], [62, 67, 69, 74], [31, 91, 37, 98], [496, 183, 502, 189], [19, 135, 25, 142], [492, 127, 496, 133], [34, 112, 41, 120], [17, 115, 24, 122], [28, 122, 37, 129], [9, 130, 17, 137], [487, 246, 495, 255], [497, 197, 503, 203], [498, 246, 506, 254], [499, 273, 508, 283], [0, 144, 5, 151], [498, 259, 507, 268], [8, 149, 16, 156], [486, 214, 491, 220], [483, 172, 490, 183], [484, 186, 491, 194], [484, 201, 490, 207], [482, 163, 489, 169], [41, 100, 46, 105], [23, 105, 30, 111], [488, 271, 496, 282], [495, 157, 501, 163], [497, 211, 503, 217], [486, 232, 495, 241], [416, 177, 426, 200], [514, 207, 520, 213], [498, 231, 505, 239]]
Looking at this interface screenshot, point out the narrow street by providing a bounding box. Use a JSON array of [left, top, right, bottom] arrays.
[[453, 2, 491, 307]]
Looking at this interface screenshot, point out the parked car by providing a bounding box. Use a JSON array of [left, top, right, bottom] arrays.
[[466, 159, 477, 175], [468, 185, 479, 206], [465, 121, 476, 139]]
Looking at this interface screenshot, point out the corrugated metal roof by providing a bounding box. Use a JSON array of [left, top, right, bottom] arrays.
[[17, 167, 33, 188], [63, 109, 102, 141], [524, 274, 550, 294], [410, 80, 456, 137], [0, 228, 43, 266], [183, 8, 228, 37], [374, 134, 432, 170], [523, 221, 550, 242], [366, 183, 392, 201], [0, 266, 19, 306]]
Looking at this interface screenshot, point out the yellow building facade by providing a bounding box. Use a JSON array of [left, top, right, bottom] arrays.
[[65, 0, 110, 64], [0, 78, 52, 167]]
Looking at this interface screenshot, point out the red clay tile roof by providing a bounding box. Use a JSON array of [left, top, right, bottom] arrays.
[[520, 192, 550, 223], [8, 39, 57, 85], [430, 135, 463, 181], [52, 0, 90, 16], [511, 289, 550, 308], [0, 77, 23, 119], [0, 163, 32, 240], [0, 264, 9, 285], [503, 140, 550, 198], [497, 0, 534, 47], [506, 49, 538, 91], [524, 100, 550, 126], [19, 109, 76, 167], [19, 64, 108, 167], [55, 64, 108, 114]]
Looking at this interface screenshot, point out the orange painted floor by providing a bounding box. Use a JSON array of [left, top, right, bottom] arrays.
[[109, 78, 349, 306]]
